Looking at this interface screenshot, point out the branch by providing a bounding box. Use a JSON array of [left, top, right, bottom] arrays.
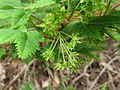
[[67, 1, 81, 21], [4, 65, 27, 90], [88, 56, 119, 90], [70, 59, 94, 86], [111, 0, 120, 11], [104, 0, 112, 15], [31, 15, 44, 24]]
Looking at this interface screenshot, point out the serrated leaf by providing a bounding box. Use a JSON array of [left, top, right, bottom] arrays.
[[24, 0, 55, 9], [89, 16, 120, 25], [0, 19, 10, 28], [11, 10, 32, 28], [0, 9, 16, 19], [16, 31, 44, 59], [62, 20, 103, 36], [107, 30, 120, 41], [0, 0, 22, 8], [63, 15, 120, 37], [0, 28, 22, 44]]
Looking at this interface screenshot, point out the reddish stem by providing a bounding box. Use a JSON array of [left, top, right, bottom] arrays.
[[111, 0, 120, 10]]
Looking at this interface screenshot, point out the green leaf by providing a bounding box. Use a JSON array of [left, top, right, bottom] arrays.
[[101, 82, 107, 90], [0, 0, 22, 8], [0, 48, 5, 58], [62, 20, 103, 41], [16, 31, 44, 59], [89, 16, 120, 25], [0, 28, 22, 44], [22, 82, 32, 90], [11, 10, 32, 28], [24, 0, 55, 9], [107, 30, 120, 41], [63, 15, 120, 42], [0, 27, 44, 59], [0, 9, 16, 19], [0, 19, 10, 28]]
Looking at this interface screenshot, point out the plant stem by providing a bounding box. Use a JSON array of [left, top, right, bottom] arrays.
[[29, 18, 37, 30], [60, 37, 72, 59], [60, 37, 65, 61], [104, 0, 112, 15], [61, 0, 65, 9], [111, 0, 120, 11], [111, 3, 120, 10], [31, 15, 44, 24], [52, 36, 59, 51], [68, 0, 81, 21], [60, 31, 72, 38]]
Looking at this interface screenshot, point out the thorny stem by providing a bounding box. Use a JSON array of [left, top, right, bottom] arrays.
[[104, 0, 112, 15]]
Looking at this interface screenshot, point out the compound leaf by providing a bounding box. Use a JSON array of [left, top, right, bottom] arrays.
[[0, 28, 22, 44], [16, 31, 44, 59], [0, 9, 16, 19], [0, 0, 22, 8], [24, 0, 55, 9], [11, 10, 32, 28]]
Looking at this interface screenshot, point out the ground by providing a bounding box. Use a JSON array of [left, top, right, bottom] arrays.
[[0, 38, 120, 90]]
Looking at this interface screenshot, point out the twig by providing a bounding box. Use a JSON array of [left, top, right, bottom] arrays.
[[70, 59, 94, 86], [104, 0, 112, 15], [31, 15, 44, 24], [4, 65, 27, 90], [95, 75, 119, 90], [68, 0, 81, 21], [34, 79, 41, 90], [107, 71, 116, 90], [111, 3, 120, 11], [23, 59, 36, 80], [60, 71, 67, 88], [88, 56, 119, 90], [111, 0, 120, 11]]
